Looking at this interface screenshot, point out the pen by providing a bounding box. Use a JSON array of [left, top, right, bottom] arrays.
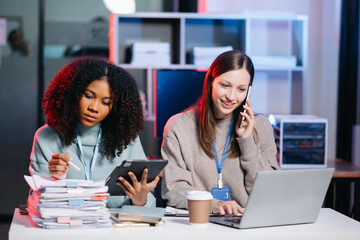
[[68, 161, 81, 171]]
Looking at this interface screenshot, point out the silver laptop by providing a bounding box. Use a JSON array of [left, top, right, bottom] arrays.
[[209, 168, 334, 229]]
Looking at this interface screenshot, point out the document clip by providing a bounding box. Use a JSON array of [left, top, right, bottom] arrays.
[[68, 199, 85, 206], [66, 182, 79, 188]]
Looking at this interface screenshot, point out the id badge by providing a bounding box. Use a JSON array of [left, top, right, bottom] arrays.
[[211, 186, 230, 201]]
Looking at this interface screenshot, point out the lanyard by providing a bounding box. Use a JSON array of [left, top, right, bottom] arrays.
[[212, 118, 234, 189], [75, 128, 102, 180]]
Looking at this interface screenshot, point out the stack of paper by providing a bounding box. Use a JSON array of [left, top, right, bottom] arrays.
[[191, 46, 233, 67], [131, 42, 171, 65], [24, 175, 112, 229]]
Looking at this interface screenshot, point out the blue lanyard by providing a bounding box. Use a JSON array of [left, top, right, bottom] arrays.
[[212, 118, 234, 175], [75, 128, 102, 180]]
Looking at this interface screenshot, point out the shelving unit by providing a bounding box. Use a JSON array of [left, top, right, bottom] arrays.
[[109, 12, 308, 120]]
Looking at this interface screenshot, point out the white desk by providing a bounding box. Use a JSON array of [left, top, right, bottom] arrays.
[[9, 208, 360, 240]]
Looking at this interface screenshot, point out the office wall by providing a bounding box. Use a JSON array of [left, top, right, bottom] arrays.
[[207, 0, 341, 159], [0, 57, 38, 215], [0, 1, 39, 215]]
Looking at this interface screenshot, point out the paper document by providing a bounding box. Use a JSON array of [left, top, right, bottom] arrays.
[[165, 206, 189, 216]]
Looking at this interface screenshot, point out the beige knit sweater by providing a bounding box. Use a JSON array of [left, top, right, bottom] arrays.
[[161, 109, 280, 211]]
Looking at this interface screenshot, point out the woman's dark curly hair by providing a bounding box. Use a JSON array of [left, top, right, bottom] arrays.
[[42, 56, 144, 158]]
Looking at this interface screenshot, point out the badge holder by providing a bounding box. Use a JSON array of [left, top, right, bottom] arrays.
[[211, 187, 230, 201], [211, 173, 230, 201]]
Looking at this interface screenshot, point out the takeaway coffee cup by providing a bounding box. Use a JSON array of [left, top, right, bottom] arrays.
[[187, 191, 213, 225]]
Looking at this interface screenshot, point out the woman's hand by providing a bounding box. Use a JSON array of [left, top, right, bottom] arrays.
[[117, 168, 160, 206], [48, 152, 72, 180], [212, 200, 244, 216], [236, 98, 255, 138]]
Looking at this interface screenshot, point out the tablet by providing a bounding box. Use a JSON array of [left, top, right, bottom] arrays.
[[105, 159, 168, 196]]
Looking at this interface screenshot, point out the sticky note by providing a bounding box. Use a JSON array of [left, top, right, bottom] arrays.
[[69, 219, 83, 226], [66, 182, 79, 188], [57, 217, 71, 223], [68, 199, 85, 206]]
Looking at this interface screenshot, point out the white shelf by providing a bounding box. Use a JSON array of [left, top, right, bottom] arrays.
[[110, 12, 308, 119]]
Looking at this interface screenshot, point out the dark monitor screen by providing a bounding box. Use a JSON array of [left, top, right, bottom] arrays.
[[282, 122, 326, 165], [154, 69, 207, 138]]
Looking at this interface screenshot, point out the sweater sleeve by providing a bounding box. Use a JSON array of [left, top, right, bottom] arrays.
[[161, 134, 191, 209], [237, 115, 280, 193], [160, 115, 195, 209], [29, 126, 53, 177]]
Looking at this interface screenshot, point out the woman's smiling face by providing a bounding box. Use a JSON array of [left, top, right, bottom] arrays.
[[211, 68, 251, 119]]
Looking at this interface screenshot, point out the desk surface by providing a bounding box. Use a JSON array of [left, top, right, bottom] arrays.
[[9, 208, 360, 240], [328, 159, 360, 178]]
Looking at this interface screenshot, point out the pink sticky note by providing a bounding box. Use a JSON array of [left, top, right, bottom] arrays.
[[69, 219, 83, 226], [57, 217, 71, 223]]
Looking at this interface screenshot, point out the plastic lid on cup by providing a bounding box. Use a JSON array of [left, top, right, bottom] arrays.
[[186, 191, 213, 200]]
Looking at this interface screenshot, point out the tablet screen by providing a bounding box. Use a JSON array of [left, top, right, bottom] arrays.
[[105, 159, 168, 196]]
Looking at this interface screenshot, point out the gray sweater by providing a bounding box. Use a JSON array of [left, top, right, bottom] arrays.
[[30, 122, 156, 208], [161, 110, 279, 210]]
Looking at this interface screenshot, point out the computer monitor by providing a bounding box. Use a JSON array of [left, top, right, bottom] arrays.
[[154, 69, 207, 138], [279, 119, 328, 169], [269, 114, 328, 169]]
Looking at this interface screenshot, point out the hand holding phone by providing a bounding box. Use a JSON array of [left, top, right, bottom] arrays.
[[240, 86, 252, 127]]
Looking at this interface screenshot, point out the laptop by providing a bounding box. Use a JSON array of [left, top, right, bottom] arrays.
[[209, 168, 334, 229]]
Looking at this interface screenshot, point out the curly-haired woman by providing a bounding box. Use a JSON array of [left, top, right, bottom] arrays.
[[30, 57, 158, 207]]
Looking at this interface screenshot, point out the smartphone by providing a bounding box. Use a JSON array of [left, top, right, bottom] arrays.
[[105, 159, 168, 196], [240, 85, 252, 125]]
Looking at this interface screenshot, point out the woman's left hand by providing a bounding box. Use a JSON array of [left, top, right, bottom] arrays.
[[236, 98, 255, 138], [117, 168, 160, 206]]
